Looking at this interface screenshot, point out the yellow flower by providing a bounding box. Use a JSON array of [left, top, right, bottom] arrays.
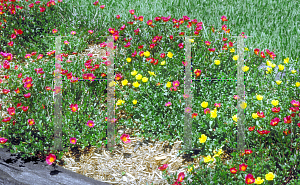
[[266, 67, 272, 74], [244, 47, 249, 51], [271, 63, 276, 68], [291, 70, 296, 74], [144, 51, 150, 57], [136, 74, 143, 80], [230, 48, 235, 53], [126, 58, 131, 62], [266, 60, 272, 66], [201, 101, 208, 108], [213, 149, 223, 157], [271, 100, 279, 106], [254, 177, 264, 184], [284, 57, 289, 64], [214, 60, 220, 65], [121, 79, 128, 86], [265, 172, 275, 181], [116, 100, 125, 106], [240, 101, 247, 109], [133, 81, 140, 88], [256, 95, 263, 100], [132, 100, 137, 104], [203, 155, 214, 163], [278, 64, 284, 71], [167, 52, 173, 58], [233, 55, 239, 61], [166, 82, 172, 88], [242, 66, 249, 72], [131, 70, 138, 76], [252, 113, 258, 119], [148, 71, 156, 77], [188, 165, 194, 172], [189, 39, 194, 43], [210, 111, 217, 118], [296, 82, 300, 87], [276, 80, 282, 85], [215, 60, 220, 65], [199, 134, 207, 143], [161, 60, 166, 65], [142, 77, 148, 82], [232, 114, 238, 122]]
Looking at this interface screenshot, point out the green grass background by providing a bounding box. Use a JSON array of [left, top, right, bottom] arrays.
[[52, 0, 300, 62]]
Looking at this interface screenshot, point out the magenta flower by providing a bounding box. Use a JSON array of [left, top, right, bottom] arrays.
[[46, 153, 56, 165], [173, 80, 180, 87], [165, 102, 172, 106], [70, 31, 76, 35], [86, 120, 95, 128], [70, 137, 77, 144]]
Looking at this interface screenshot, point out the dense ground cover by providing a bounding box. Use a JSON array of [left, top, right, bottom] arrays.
[[0, 0, 300, 184]]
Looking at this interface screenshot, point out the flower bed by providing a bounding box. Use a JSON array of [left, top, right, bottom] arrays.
[[0, 0, 300, 184]]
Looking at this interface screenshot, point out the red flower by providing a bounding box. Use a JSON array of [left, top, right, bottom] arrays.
[[245, 174, 255, 184], [192, 113, 198, 118], [245, 149, 253, 154], [283, 129, 291, 135], [158, 164, 168, 171], [248, 126, 255, 131], [230, 167, 237, 174], [2, 117, 11, 123], [297, 123, 300, 128], [177, 172, 185, 183], [22, 106, 29, 112], [270, 117, 280, 126], [7, 107, 15, 116], [271, 107, 280, 113]]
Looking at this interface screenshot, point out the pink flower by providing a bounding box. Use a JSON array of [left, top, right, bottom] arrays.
[[52, 29, 57, 34], [129, 9, 134, 15], [70, 137, 77, 144], [24, 93, 31, 98], [185, 107, 191, 113], [70, 104, 78, 112], [100, 5, 105, 9], [46, 153, 56, 165], [86, 120, 95, 128], [165, 102, 172, 106], [28, 119, 35, 125], [291, 100, 300, 107], [120, 134, 131, 143], [0, 137, 8, 144], [214, 103, 221, 108], [93, 1, 99, 6], [70, 31, 76, 35], [173, 80, 180, 87], [64, 40, 69, 45], [204, 108, 210, 114], [88, 30, 93, 34]]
